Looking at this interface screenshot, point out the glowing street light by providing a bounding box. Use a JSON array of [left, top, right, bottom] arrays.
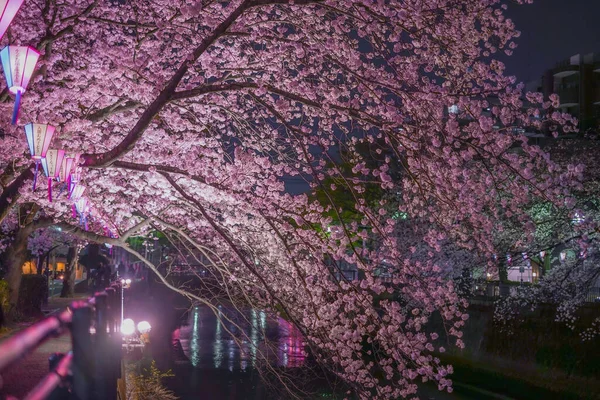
[[137, 321, 151, 334], [121, 318, 135, 336], [0, 45, 40, 124]]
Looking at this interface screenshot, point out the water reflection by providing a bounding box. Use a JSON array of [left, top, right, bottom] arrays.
[[176, 305, 305, 370]]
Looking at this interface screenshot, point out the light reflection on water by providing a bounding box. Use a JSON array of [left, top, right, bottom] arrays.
[[175, 305, 305, 370]]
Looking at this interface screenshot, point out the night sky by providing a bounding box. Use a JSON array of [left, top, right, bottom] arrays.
[[502, 0, 600, 83]]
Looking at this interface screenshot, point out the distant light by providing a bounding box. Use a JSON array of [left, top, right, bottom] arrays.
[[532, 272, 537, 277], [121, 318, 135, 336], [120, 279, 125, 284], [125, 279, 131, 285], [137, 321, 151, 334]]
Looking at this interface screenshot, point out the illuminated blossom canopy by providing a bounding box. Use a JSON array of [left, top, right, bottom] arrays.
[[0, 0, 584, 398]]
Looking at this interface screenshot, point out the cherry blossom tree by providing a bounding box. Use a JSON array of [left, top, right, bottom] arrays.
[[0, 0, 583, 398], [492, 138, 600, 339]]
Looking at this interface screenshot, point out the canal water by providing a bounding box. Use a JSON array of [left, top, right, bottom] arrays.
[[165, 305, 496, 400]]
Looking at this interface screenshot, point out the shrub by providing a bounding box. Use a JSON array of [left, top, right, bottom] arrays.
[[126, 360, 177, 400]]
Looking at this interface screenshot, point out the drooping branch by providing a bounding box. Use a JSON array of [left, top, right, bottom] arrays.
[[85, 99, 142, 123], [159, 171, 309, 336], [82, 0, 253, 168]]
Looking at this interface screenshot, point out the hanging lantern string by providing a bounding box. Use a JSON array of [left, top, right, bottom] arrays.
[[1, 46, 41, 125], [32, 160, 39, 191], [12, 89, 22, 124]]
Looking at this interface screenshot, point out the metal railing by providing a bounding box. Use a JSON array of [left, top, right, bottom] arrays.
[[0, 282, 123, 400]]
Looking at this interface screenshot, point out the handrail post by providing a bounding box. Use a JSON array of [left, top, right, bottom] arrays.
[[94, 292, 116, 400], [105, 286, 121, 388], [114, 283, 123, 379], [71, 302, 94, 400]]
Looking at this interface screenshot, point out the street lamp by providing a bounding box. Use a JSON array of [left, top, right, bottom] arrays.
[[137, 321, 151, 334], [120, 318, 135, 336]]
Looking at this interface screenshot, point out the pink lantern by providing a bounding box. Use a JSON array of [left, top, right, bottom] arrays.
[[24, 123, 55, 190], [75, 197, 89, 229], [59, 156, 75, 185], [41, 149, 65, 202], [0, 0, 24, 41], [75, 197, 88, 214], [69, 166, 82, 193], [0, 45, 40, 124], [70, 183, 85, 201]]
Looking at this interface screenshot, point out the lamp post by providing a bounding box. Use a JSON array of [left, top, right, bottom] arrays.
[[23, 123, 55, 190], [0, 45, 40, 124]]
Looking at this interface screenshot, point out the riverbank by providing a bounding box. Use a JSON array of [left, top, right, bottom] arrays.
[[439, 353, 600, 400]]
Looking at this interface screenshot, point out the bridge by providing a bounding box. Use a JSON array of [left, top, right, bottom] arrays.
[[0, 282, 124, 400]]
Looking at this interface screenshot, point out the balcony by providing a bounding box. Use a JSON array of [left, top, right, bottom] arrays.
[[556, 86, 579, 107], [553, 65, 579, 78]]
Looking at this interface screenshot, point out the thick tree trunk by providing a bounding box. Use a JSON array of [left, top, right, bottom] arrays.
[[0, 168, 33, 225], [3, 229, 31, 318], [61, 246, 78, 298], [1, 214, 53, 320], [37, 255, 44, 275]]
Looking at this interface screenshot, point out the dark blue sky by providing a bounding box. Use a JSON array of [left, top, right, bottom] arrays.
[[502, 0, 600, 83]]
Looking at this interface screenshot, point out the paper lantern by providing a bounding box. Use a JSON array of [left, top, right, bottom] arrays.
[[70, 183, 85, 201], [0, 0, 24, 41], [69, 166, 82, 193], [41, 149, 65, 202], [0, 46, 40, 124], [75, 197, 87, 214], [59, 157, 74, 183], [24, 123, 55, 190]]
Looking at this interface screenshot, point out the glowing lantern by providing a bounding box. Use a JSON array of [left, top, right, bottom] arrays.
[[24, 123, 55, 190], [70, 184, 84, 218], [0, 1, 25, 41], [0, 46, 40, 124], [41, 149, 65, 202], [70, 183, 85, 201], [75, 197, 90, 229], [69, 167, 82, 192], [59, 157, 74, 184], [75, 197, 88, 214]]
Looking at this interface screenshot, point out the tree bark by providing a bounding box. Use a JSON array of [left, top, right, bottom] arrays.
[[3, 228, 32, 318], [0, 167, 33, 225], [1, 217, 53, 319], [60, 245, 78, 298]]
